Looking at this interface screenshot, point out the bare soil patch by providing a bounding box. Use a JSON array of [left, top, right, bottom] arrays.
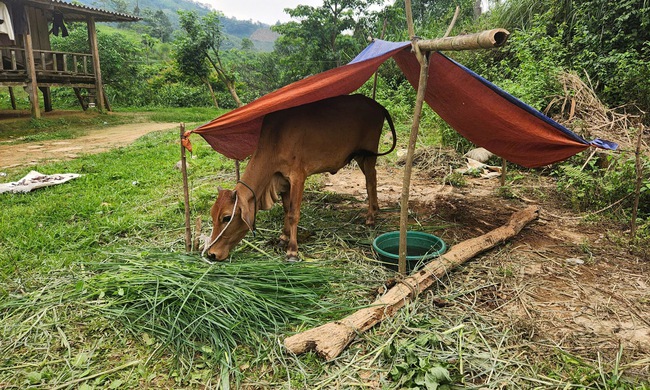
[[324, 157, 650, 378], [0, 122, 178, 169]]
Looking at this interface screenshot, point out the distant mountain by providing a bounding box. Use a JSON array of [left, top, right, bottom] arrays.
[[74, 0, 278, 51]]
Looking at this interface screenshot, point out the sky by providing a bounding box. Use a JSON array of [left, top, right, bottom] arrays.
[[197, 0, 491, 26], [197, 0, 323, 25]]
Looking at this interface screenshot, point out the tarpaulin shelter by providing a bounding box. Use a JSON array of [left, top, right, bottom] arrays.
[[188, 39, 617, 168]]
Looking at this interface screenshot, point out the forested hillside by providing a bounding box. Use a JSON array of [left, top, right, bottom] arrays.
[[74, 0, 276, 49]]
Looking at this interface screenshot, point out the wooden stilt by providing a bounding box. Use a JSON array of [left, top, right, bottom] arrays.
[[8, 87, 16, 110], [180, 124, 192, 253], [40, 87, 52, 112], [23, 8, 41, 119], [73, 87, 88, 110], [87, 16, 105, 113]]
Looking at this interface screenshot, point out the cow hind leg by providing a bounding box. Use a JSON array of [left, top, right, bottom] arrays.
[[355, 155, 379, 226]]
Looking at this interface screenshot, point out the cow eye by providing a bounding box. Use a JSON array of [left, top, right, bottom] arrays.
[[221, 215, 232, 223]]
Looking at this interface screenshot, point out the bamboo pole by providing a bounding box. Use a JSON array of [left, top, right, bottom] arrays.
[[417, 28, 510, 52], [180, 124, 192, 253], [371, 15, 388, 100], [398, 0, 428, 275], [396, 19, 510, 275], [443, 6, 461, 38]]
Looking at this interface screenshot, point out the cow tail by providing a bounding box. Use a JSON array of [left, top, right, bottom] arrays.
[[375, 107, 397, 157]]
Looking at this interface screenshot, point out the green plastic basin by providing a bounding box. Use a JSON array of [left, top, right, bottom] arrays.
[[372, 231, 446, 273]]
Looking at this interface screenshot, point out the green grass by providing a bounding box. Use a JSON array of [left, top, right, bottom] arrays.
[[1, 117, 648, 389]]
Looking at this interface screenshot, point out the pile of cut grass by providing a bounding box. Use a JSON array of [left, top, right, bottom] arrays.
[[1, 253, 348, 385]]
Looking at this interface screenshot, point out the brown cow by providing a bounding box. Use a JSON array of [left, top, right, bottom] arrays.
[[204, 94, 396, 262]]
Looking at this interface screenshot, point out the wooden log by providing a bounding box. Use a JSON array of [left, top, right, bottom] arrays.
[[417, 28, 509, 52], [284, 205, 540, 361]]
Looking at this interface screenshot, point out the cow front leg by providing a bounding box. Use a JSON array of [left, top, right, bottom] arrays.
[[279, 189, 291, 248], [284, 178, 305, 262], [356, 156, 379, 225]]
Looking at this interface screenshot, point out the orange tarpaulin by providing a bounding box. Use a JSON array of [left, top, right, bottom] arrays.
[[189, 39, 616, 168]]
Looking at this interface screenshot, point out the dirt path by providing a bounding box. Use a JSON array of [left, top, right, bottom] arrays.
[[0, 122, 178, 170]]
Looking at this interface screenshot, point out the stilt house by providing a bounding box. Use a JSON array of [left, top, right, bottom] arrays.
[[0, 0, 140, 118]]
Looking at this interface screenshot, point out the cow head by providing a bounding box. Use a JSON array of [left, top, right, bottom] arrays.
[[205, 187, 256, 261]]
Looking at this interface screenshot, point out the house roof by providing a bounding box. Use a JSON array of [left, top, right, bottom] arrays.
[[22, 0, 141, 23]]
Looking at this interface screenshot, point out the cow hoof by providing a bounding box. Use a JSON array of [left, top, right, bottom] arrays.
[[285, 254, 301, 263]]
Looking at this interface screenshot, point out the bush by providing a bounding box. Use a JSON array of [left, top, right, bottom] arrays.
[[555, 152, 650, 218]]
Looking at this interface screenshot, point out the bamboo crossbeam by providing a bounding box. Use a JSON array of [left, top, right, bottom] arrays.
[[417, 28, 510, 52]]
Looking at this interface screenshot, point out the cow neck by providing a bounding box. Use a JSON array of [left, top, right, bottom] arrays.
[[236, 179, 258, 236], [238, 157, 276, 211]]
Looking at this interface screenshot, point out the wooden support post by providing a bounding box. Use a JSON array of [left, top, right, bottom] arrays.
[[631, 125, 645, 238], [102, 87, 112, 112], [87, 16, 105, 113], [180, 124, 192, 253], [73, 87, 88, 111], [398, 0, 430, 275], [8, 87, 16, 110], [500, 157, 507, 187], [23, 8, 41, 119], [40, 87, 52, 112], [284, 205, 540, 360]]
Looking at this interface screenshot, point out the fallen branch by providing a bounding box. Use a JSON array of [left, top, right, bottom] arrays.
[[284, 205, 540, 360]]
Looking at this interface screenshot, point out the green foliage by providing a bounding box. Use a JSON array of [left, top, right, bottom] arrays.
[[382, 325, 459, 389], [477, 0, 650, 114], [555, 152, 650, 218], [568, 0, 650, 110], [271, 0, 379, 83]]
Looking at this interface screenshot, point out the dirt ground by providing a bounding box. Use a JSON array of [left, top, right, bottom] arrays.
[[0, 121, 178, 170], [324, 158, 650, 377]]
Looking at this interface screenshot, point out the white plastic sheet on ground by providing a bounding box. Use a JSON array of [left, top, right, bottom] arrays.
[[0, 171, 81, 194]]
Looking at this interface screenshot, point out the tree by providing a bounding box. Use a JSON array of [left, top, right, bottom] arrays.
[[272, 0, 382, 83], [142, 9, 173, 43], [141, 33, 157, 65], [177, 10, 243, 107], [174, 34, 220, 108]]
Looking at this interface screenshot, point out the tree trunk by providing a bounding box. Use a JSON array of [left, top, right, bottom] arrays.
[[225, 78, 243, 108], [204, 78, 219, 109], [284, 205, 540, 361]]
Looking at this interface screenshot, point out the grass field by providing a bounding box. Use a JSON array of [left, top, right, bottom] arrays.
[[1, 112, 648, 389]]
